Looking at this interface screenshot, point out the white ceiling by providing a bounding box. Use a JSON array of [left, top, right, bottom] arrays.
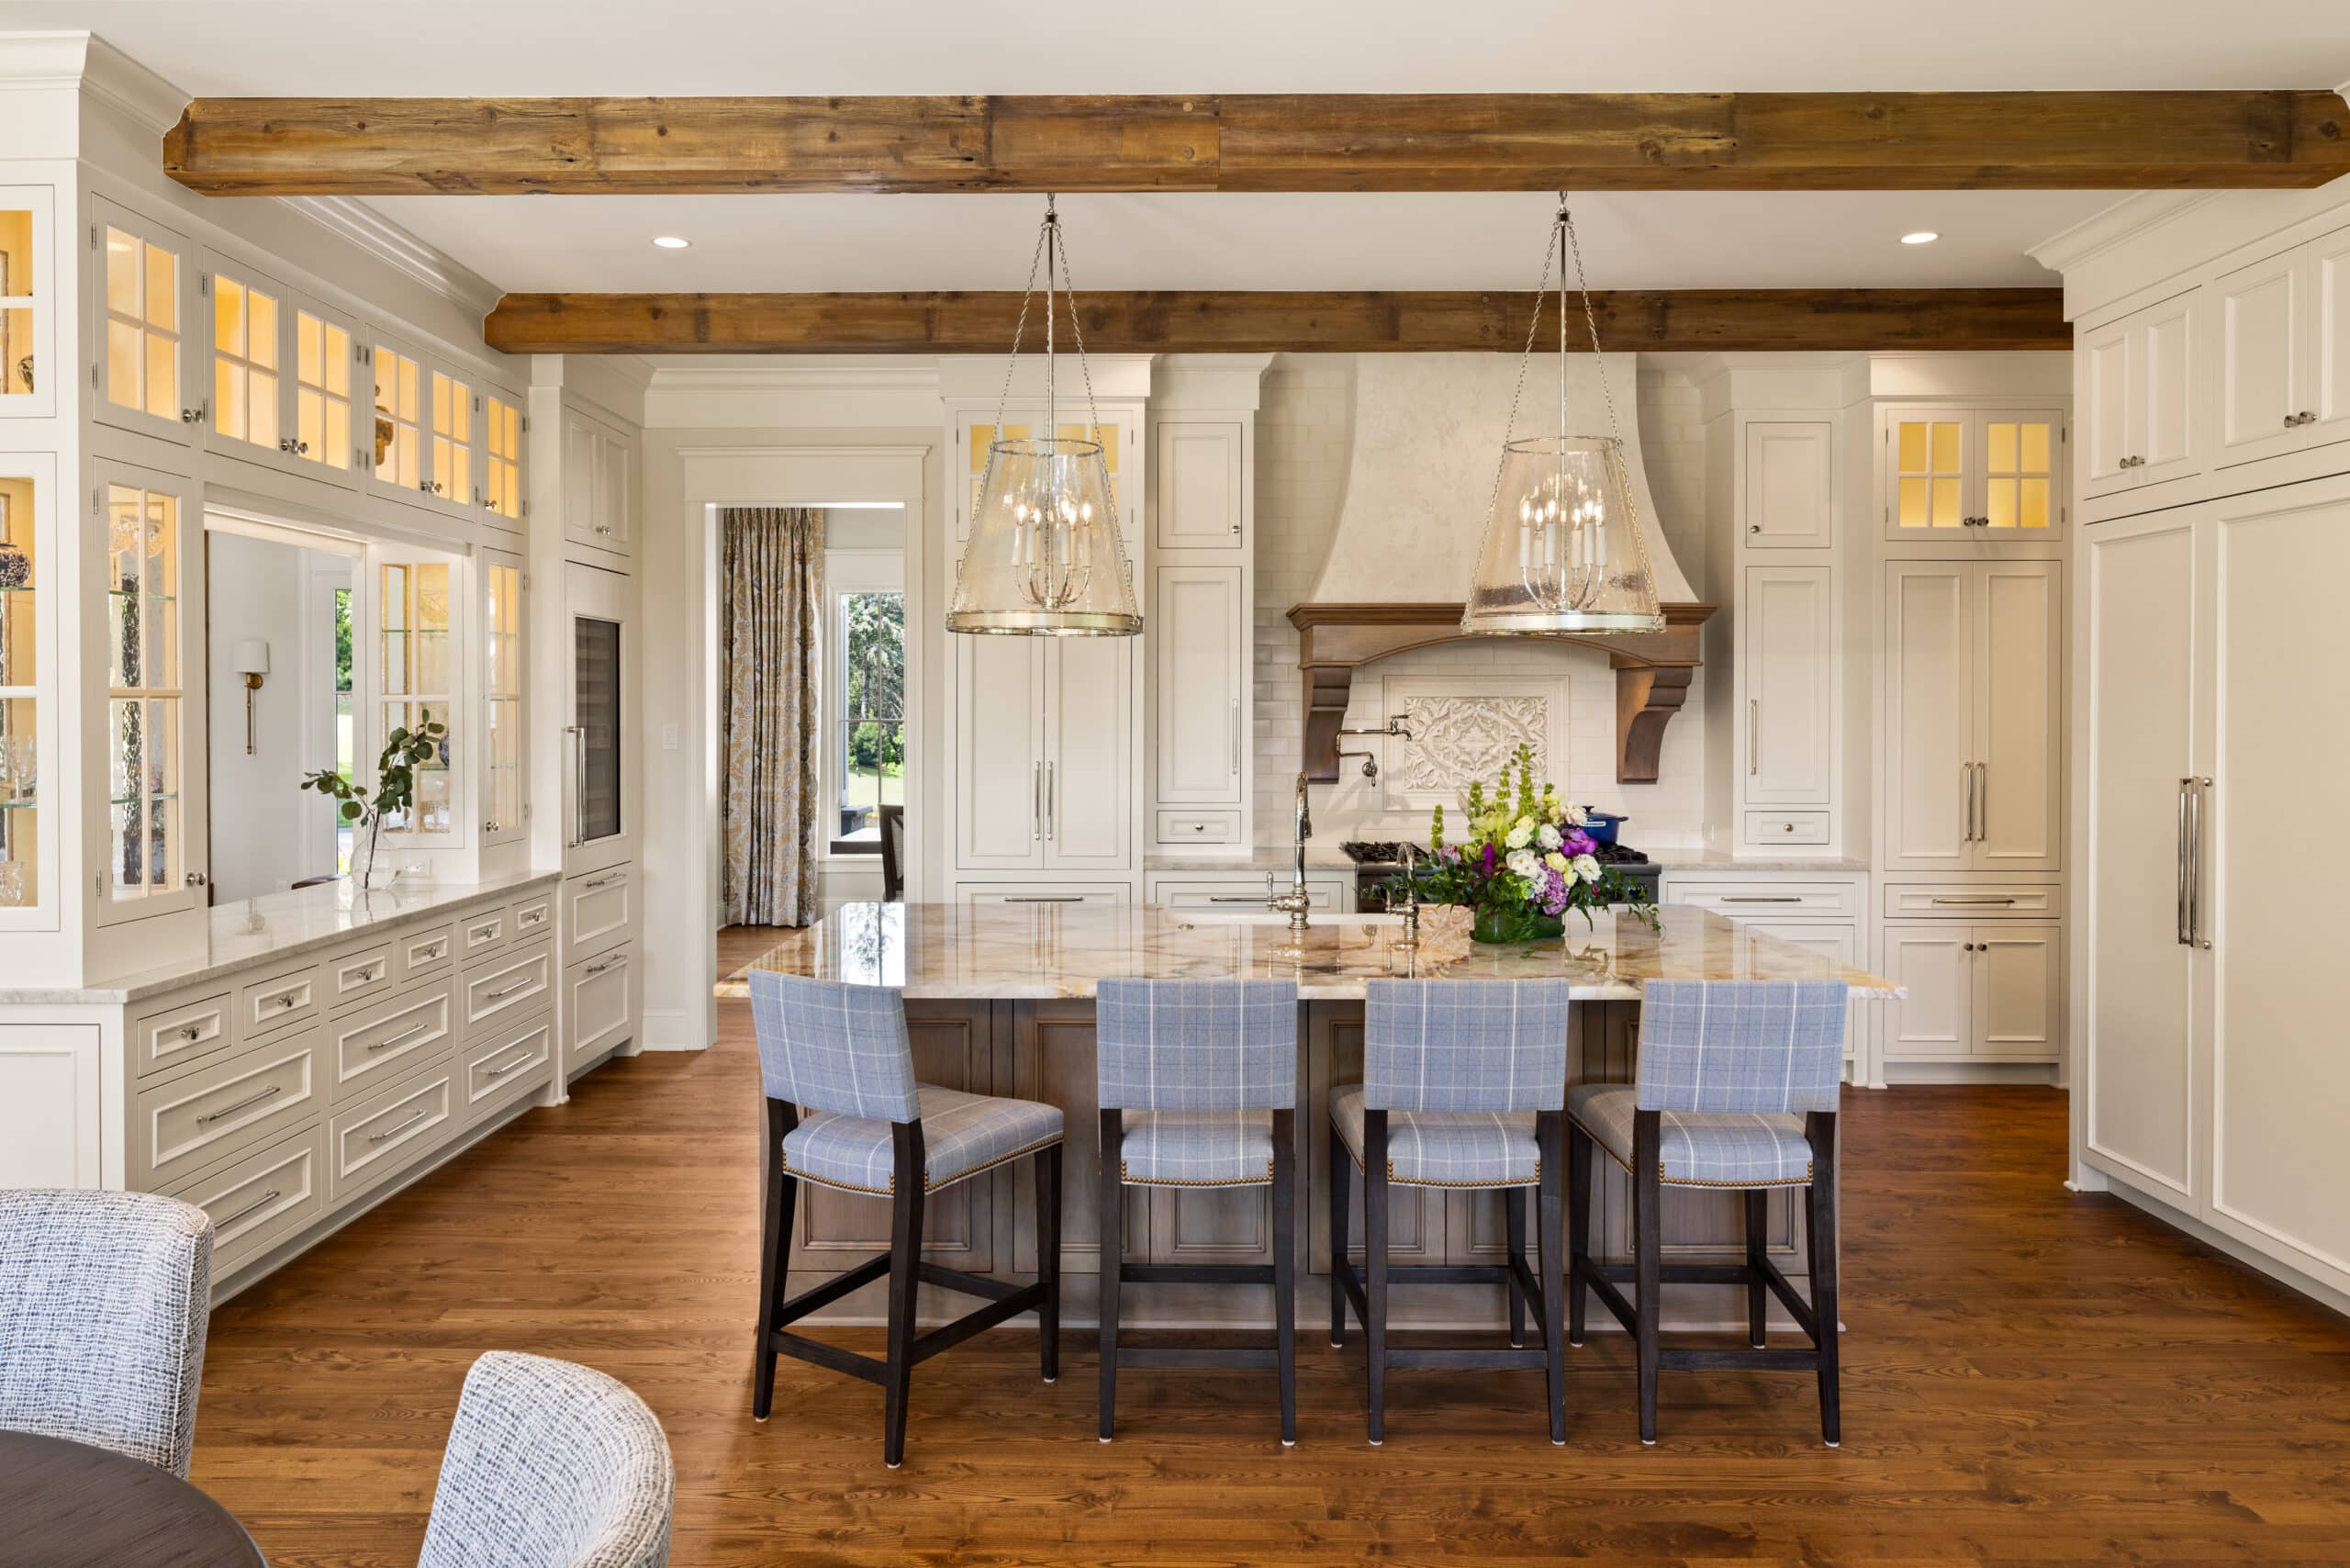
[[6, 1, 2347, 294]]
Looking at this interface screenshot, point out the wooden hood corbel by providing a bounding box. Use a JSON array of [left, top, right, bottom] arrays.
[[1286, 601, 1717, 786]]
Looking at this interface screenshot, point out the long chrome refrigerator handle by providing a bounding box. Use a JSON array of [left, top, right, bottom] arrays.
[[1032, 761, 1042, 841], [1046, 761, 1056, 840], [1962, 763, 1975, 843], [1748, 700, 1759, 777], [565, 725, 585, 847], [2176, 778, 2193, 946], [2188, 776, 2210, 949], [1975, 761, 1988, 844]]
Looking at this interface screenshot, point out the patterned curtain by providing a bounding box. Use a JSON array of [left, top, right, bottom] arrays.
[[720, 508, 822, 926]]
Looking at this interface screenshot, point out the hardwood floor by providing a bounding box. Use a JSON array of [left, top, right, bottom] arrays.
[[187, 926, 2350, 1566]]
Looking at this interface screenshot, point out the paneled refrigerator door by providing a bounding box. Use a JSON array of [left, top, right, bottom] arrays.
[[564, 563, 632, 877]]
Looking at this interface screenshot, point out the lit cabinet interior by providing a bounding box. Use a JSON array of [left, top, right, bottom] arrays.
[[1887, 408, 2065, 538], [97, 207, 193, 436], [375, 555, 455, 838], [0, 196, 39, 412], [483, 391, 522, 525], [370, 338, 423, 496], [0, 470, 37, 913], [211, 267, 282, 454], [293, 300, 354, 476], [102, 471, 205, 920], [959, 416, 1128, 542], [481, 552, 524, 845], [429, 366, 471, 507]]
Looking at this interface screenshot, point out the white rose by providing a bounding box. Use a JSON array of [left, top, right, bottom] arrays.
[[1506, 848, 1542, 881], [1535, 823, 1561, 851], [1563, 803, 1589, 827], [1505, 818, 1535, 849], [1571, 853, 1602, 884]]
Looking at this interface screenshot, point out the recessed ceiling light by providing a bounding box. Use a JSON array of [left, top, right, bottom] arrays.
[[651, 235, 692, 250], [1900, 230, 1941, 245]]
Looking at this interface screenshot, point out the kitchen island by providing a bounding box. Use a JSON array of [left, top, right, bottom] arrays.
[[721, 902, 1899, 1331]]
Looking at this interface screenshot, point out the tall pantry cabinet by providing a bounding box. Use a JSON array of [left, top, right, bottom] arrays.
[[2060, 189, 2350, 1306]]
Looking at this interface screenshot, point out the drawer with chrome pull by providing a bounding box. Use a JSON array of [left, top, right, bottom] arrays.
[[463, 939, 554, 1031], [326, 943, 396, 1014], [509, 892, 555, 944], [1882, 883, 2058, 919], [464, 1010, 554, 1125], [133, 991, 234, 1080], [328, 980, 456, 1103], [461, 905, 509, 957], [328, 1057, 456, 1203], [1666, 880, 1860, 920], [565, 865, 633, 960], [397, 922, 457, 983], [1742, 812, 1830, 846], [1155, 812, 1240, 846], [135, 1031, 319, 1191], [565, 945, 635, 1066], [163, 1123, 324, 1278], [238, 961, 321, 1040]]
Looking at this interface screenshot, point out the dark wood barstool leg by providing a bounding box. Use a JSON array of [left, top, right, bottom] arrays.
[[1538, 1111, 1567, 1447], [1633, 1108, 1662, 1447], [1098, 1109, 1123, 1442], [1505, 1187, 1528, 1349], [1328, 1119, 1350, 1349], [882, 1121, 927, 1469], [1272, 1108, 1298, 1447], [1744, 1188, 1769, 1349], [1364, 1109, 1390, 1447], [1566, 1119, 1592, 1348], [1038, 1142, 1063, 1383], [1807, 1109, 1842, 1449], [752, 1099, 800, 1421]]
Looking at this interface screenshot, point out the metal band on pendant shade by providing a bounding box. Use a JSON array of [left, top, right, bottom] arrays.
[[1461, 199, 1664, 637], [946, 197, 1142, 638]]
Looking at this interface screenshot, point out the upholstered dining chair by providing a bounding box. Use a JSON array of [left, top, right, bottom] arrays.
[[1566, 979, 1851, 1447], [1095, 978, 1302, 1446], [1329, 978, 1575, 1446], [747, 971, 1065, 1467], [0, 1189, 213, 1477], [418, 1351, 674, 1568]]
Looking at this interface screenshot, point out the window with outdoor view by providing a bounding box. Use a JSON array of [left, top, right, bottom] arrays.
[[833, 587, 903, 849], [378, 558, 453, 835]]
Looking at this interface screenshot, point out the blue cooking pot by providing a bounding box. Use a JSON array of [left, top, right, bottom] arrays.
[[1579, 810, 1629, 846]]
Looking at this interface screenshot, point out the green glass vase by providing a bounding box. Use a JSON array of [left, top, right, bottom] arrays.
[[1470, 903, 1566, 945]]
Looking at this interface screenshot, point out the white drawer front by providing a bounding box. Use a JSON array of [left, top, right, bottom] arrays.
[[326, 944, 395, 1014], [329, 1061, 456, 1202], [1743, 812, 1830, 846], [464, 1011, 554, 1124], [328, 980, 456, 1103], [1668, 881, 1861, 920], [956, 883, 1131, 906], [510, 892, 555, 944], [1884, 884, 2058, 918], [464, 940, 554, 1031], [461, 905, 509, 957], [1156, 812, 1240, 846], [138, 1033, 319, 1189], [565, 867, 632, 958], [1154, 879, 1340, 916], [397, 923, 456, 982], [165, 1124, 323, 1275], [134, 991, 233, 1080], [239, 963, 321, 1040], [565, 946, 635, 1065]]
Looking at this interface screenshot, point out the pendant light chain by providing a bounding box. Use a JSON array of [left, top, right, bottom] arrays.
[[988, 210, 1054, 436], [1561, 200, 1626, 448], [1048, 216, 1119, 532], [1483, 214, 1564, 549]]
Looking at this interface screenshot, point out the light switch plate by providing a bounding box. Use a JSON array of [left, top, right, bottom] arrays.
[[660, 723, 679, 750]]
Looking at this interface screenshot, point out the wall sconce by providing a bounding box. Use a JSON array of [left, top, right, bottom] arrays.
[[231, 639, 270, 756]]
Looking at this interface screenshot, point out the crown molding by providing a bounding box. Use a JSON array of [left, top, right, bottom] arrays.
[[278, 196, 502, 319], [2026, 190, 2222, 277], [79, 33, 185, 135]]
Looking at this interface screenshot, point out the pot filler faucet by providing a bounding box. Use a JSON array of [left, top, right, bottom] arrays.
[[1267, 771, 1315, 931]]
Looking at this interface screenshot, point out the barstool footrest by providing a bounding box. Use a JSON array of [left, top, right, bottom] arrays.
[[1577, 1253, 1821, 1344], [1116, 1346, 1280, 1371], [1385, 1347, 1552, 1372], [910, 1282, 1051, 1365], [768, 1330, 889, 1387], [917, 1260, 1023, 1303], [1120, 1262, 1275, 1286], [1660, 1347, 1820, 1372]]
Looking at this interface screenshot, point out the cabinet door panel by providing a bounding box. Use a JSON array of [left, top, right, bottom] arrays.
[[1742, 566, 1832, 806], [2307, 227, 2350, 451], [2082, 515, 2200, 1202], [92, 198, 198, 444], [1883, 562, 1971, 869], [1043, 639, 1131, 869], [1742, 922, 1864, 1069], [1154, 566, 1242, 807], [1885, 409, 1970, 537], [2079, 316, 2136, 498], [956, 635, 1042, 869], [2138, 293, 2199, 486], [1744, 421, 1832, 548], [1975, 563, 2063, 871], [1881, 927, 1968, 1057], [1975, 410, 2063, 536], [2213, 252, 2302, 467], [1154, 420, 1243, 549], [1973, 924, 2061, 1058]]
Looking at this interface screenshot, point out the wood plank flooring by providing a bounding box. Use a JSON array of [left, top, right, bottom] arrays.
[[185, 926, 2350, 1566]]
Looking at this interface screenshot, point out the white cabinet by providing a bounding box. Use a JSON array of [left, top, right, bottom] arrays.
[[91, 196, 200, 444], [1042, 639, 1133, 868], [1882, 560, 2061, 873], [1884, 406, 2065, 539], [1154, 421, 1244, 548], [1743, 421, 1833, 548], [363, 329, 482, 521], [1882, 922, 2059, 1061], [561, 408, 633, 557], [955, 634, 1132, 873], [2079, 289, 2199, 500], [1152, 566, 1243, 807], [2211, 224, 2350, 471], [1662, 873, 1870, 1081], [1740, 566, 1833, 805], [564, 944, 635, 1066]]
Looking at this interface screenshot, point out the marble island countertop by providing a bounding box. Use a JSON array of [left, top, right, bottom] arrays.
[[721, 902, 1902, 1003], [1144, 848, 1871, 876]]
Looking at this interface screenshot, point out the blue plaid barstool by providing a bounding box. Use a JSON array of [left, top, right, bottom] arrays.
[[1096, 979, 1301, 1446], [747, 972, 1065, 1469], [1329, 978, 1572, 1447], [1566, 979, 1850, 1448]]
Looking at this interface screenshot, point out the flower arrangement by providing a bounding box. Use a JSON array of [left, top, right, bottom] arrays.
[[1414, 743, 1659, 944]]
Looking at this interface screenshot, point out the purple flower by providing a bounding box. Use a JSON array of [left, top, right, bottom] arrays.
[[1539, 865, 1570, 915], [1563, 828, 1597, 858], [1480, 842, 1497, 873]]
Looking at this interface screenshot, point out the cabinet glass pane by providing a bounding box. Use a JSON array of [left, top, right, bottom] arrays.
[[378, 559, 453, 836], [295, 309, 352, 470], [372, 345, 421, 491], [104, 228, 181, 422], [968, 419, 1120, 526], [1, 207, 33, 403], [1982, 419, 2055, 531], [106, 483, 182, 902], [1891, 418, 1965, 530], [485, 395, 521, 520], [212, 273, 280, 452], [486, 561, 521, 833], [576, 615, 621, 844], [0, 473, 35, 908], [431, 370, 469, 502]]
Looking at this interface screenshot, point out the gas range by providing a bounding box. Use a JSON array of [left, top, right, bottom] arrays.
[[1340, 838, 1661, 912]]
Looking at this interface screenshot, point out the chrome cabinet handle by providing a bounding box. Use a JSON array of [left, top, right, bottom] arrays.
[[1719, 896, 1802, 903], [346, 964, 379, 983], [565, 726, 586, 847], [368, 1106, 430, 1143], [586, 954, 630, 976], [1229, 697, 1240, 778], [176, 1022, 207, 1041], [584, 872, 624, 890], [1975, 762, 1988, 844], [1207, 895, 1270, 903], [215, 1189, 284, 1230], [1046, 761, 1056, 841], [2188, 776, 2210, 949], [196, 1084, 283, 1126], [486, 975, 539, 1001], [414, 942, 445, 960], [367, 1021, 434, 1053], [1003, 895, 1082, 903], [485, 1046, 537, 1078], [1963, 763, 1976, 843], [1932, 896, 2018, 905], [1748, 700, 1759, 777], [2176, 777, 2194, 947], [1033, 761, 1043, 841]]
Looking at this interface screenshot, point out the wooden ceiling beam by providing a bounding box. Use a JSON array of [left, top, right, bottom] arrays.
[[163, 91, 2350, 196], [480, 288, 2069, 356]]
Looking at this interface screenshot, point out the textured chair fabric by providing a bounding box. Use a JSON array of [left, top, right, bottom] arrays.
[[1116, 1108, 1276, 1186], [1360, 979, 1572, 1113], [782, 1086, 1064, 1195], [1330, 1084, 1541, 1188], [1569, 1084, 1814, 1187], [747, 971, 921, 1122], [0, 1189, 213, 1477], [1634, 980, 1849, 1114], [419, 1351, 674, 1568], [1096, 979, 1299, 1111]]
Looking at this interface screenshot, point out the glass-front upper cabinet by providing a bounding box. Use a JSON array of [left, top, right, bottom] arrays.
[[480, 550, 525, 847], [200, 253, 364, 487], [366, 332, 426, 500], [0, 458, 52, 928], [481, 388, 525, 531], [1885, 406, 2067, 541], [375, 553, 457, 842], [1, 188, 52, 418], [365, 334, 486, 520], [292, 294, 361, 480], [98, 462, 207, 924], [92, 197, 198, 444]]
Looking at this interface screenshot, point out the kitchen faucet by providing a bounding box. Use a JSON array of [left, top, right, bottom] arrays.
[[1267, 771, 1315, 931]]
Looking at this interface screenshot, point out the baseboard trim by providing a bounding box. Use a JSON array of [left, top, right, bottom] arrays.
[[2098, 1173, 2350, 1323], [1881, 1060, 2061, 1087]]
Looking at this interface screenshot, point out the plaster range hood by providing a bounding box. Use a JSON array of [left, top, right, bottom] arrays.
[[1288, 353, 1713, 785]]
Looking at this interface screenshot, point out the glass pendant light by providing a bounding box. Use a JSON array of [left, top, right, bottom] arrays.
[[1461, 197, 1664, 636], [945, 197, 1141, 637]]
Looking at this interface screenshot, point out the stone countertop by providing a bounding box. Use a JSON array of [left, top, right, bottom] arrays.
[[3, 870, 563, 1006], [1146, 847, 1872, 876], [719, 902, 1903, 1003]]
